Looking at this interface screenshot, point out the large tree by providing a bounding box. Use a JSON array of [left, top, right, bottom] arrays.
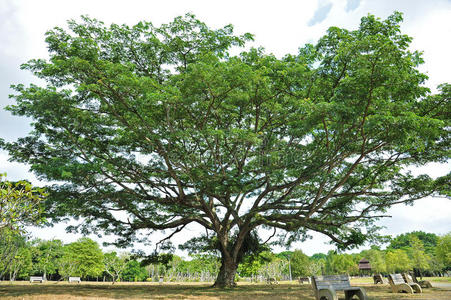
[[1, 12, 449, 287]]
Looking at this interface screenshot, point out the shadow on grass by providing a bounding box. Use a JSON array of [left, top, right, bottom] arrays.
[[0, 282, 450, 299], [0, 282, 313, 300]]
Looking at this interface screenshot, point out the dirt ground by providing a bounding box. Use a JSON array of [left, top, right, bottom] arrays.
[[0, 278, 450, 300]]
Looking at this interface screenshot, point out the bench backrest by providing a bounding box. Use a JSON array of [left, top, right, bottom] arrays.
[[312, 275, 351, 291], [30, 276, 43, 280], [408, 272, 420, 283], [389, 274, 405, 285], [402, 273, 414, 284], [69, 277, 80, 281]]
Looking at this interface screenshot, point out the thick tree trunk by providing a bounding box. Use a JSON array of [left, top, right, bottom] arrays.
[[213, 257, 238, 288]]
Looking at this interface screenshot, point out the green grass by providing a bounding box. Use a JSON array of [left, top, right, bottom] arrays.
[[0, 280, 450, 299], [426, 276, 451, 283]]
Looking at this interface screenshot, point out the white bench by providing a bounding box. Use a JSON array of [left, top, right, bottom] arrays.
[[311, 275, 367, 300], [30, 276, 44, 283], [69, 277, 81, 283], [388, 273, 422, 294]]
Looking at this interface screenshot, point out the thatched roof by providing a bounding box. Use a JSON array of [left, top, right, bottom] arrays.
[[358, 258, 371, 270]]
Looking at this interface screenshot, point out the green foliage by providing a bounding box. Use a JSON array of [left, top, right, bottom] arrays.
[[0, 173, 46, 235], [104, 251, 128, 282], [436, 232, 451, 269], [388, 231, 439, 254], [30, 239, 64, 279], [290, 250, 311, 277], [62, 237, 104, 278], [238, 251, 275, 277], [122, 259, 147, 282], [311, 253, 327, 261], [360, 247, 386, 274], [407, 236, 430, 271], [325, 251, 358, 275], [385, 249, 412, 273]]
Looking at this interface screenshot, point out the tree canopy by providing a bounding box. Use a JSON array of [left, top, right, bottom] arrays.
[[0, 173, 46, 234], [388, 231, 439, 254], [1, 12, 449, 287]]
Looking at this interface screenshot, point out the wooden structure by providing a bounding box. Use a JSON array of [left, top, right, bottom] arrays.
[[311, 275, 368, 300], [372, 274, 386, 284], [298, 276, 311, 284], [69, 276, 81, 283], [405, 272, 432, 288], [358, 258, 371, 276], [388, 273, 422, 294], [30, 276, 44, 283]]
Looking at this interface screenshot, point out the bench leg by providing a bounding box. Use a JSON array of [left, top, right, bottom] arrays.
[[393, 283, 414, 293], [419, 280, 432, 288], [411, 283, 422, 293], [345, 289, 367, 300], [317, 289, 338, 300]]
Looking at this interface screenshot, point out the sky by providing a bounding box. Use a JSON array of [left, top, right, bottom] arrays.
[[0, 0, 450, 257]]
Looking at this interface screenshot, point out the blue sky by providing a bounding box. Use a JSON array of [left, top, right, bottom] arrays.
[[1, 0, 450, 256]]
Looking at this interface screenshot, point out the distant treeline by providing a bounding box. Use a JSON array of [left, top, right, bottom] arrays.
[[0, 231, 449, 282]]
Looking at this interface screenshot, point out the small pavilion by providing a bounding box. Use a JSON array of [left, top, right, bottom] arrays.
[[358, 258, 372, 276]]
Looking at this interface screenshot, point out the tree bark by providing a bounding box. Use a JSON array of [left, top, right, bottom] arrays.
[[213, 257, 238, 288]]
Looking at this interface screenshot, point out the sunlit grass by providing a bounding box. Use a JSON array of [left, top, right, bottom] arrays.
[[0, 279, 450, 299]]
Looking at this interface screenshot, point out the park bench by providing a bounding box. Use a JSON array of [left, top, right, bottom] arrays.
[[69, 276, 81, 283], [388, 273, 421, 294], [266, 277, 278, 284], [311, 275, 367, 300], [372, 274, 386, 284], [298, 276, 311, 284], [403, 272, 432, 288], [30, 276, 44, 283]]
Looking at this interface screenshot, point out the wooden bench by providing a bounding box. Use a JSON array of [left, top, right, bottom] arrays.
[[406, 272, 432, 288], [69, 276, 81, 283], [372, 274, 386, 284], [298, 276, 311, 284], [266, 277, 278, 284], [388, 273, 421, 294], [311, 275, 367, 300], [30, 276, 44, 283]]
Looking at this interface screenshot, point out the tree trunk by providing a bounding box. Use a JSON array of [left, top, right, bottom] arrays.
[[213, 257, 238, 288]]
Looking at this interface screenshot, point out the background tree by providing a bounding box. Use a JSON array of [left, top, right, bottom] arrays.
[[436, 233, 451, 271], [0, 231, 27, 280], [57, 246, 81, 281], [238, 250, 274, 278], [385, 249, 412, 273], [289, 250, 311, 277], [407, 236, 430, 272], [104, 251, 128, 283], [360, 247, 386, 274], [388, 231, 439, 254], [8, 245, 32, 281], [31, 239, 64, 280], [61, 238, 104, 279], [122, 259, 148, 282], [325, 252, 358, 275], [0, 173, 46, 234], [1, 12, 449, 287]]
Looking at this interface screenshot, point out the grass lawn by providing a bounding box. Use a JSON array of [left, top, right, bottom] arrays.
[[0, 278, 450, 300]]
